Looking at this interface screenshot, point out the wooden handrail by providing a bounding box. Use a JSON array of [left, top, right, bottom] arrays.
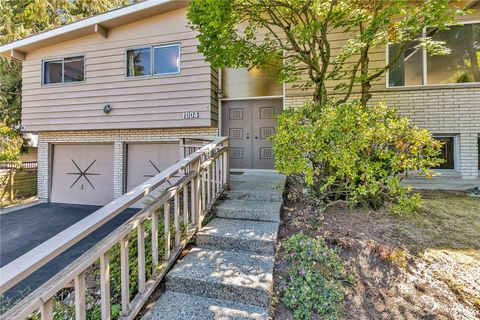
[[0, 136, 228, 295]]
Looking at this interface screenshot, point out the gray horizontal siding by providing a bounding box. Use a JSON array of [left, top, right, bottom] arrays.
[[21, 7, 215, 132]]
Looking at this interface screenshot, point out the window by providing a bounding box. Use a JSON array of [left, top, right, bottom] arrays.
[[433, 136, 457, 170], [43, 56, 84, 85], [388, 22, 480, 87], [126, 47, 151, 77], [126, 44, 180, 78]]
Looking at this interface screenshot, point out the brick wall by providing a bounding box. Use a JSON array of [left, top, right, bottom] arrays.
[[37, 127, 218, 201], [285, 85, 480, 181]]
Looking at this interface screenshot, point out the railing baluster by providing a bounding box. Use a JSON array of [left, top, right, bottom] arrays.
[[183, 184, 189, 234], [137, 222, 146, 293], [40, 297, 53, 320], [120, 236, 129, 316], [151, 211, 159, 269], [207, 163, 212, 205], [193, 159, 201, 230], [100, 252, 111, 320], [164, 202, 171, 260], [174, 192, 180, 246], [201, 169, 206, 214], [74, 271, 86, 320]]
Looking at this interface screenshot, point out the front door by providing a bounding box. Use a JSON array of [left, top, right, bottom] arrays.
[[222, 99, 282, 169]]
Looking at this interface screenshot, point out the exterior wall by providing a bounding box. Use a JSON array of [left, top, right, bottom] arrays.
[[21, 7, 217, 131], [37, 127, 218, 202], [284, 5, 480, 183]]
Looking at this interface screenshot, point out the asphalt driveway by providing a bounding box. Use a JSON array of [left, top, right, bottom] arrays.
[[0, 203, 138, 303]]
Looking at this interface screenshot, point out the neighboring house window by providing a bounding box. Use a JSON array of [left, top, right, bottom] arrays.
[[433, 136, 457, 170], [388, 22, 480, 87], [43, 56, 84, 85], [126, 43, 180, 78]]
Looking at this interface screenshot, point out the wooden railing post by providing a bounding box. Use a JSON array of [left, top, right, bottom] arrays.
[[151, 211, 159, 270], [223, 140, 230, 186], [120, 236, 129, 316], [74, 271, 86, 320], [192, 158, 201, 230], [99, 252, 111, 320], [137, 222, 146, 293], [40, 298, 53, 320], [164, 202, 171, 260]]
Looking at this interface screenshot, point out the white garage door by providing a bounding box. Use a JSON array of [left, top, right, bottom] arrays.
[[126, 143, 180, 192], [51, 144, 114, 205]]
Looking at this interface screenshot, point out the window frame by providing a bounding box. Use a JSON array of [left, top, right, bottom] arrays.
[[125, 43, 181, 79], [41, 54, 85, 86], [386, 20, 480, 89], [432, 134, 460, 172]]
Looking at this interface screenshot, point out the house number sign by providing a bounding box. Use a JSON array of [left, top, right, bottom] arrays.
[[183, 111, 200, 119]]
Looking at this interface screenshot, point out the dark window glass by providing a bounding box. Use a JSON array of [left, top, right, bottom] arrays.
[[153, 45, 180, 75], [428, 24, 480, 84], [388, 41, 423, 87], [43, 60, 62, 84], [126, 48, 151, 77], [64, 56, 84, 82], [434, 137, 455, 170]]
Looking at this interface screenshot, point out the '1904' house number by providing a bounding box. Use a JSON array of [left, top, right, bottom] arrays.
[[183, 112, 200, 119]]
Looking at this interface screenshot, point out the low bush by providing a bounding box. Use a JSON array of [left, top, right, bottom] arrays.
[[279, 233, 353, 319], [271, 101, 443, 213]]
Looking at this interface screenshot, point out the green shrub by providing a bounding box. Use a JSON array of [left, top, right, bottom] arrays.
[[271, 101, 443, 213], [280, 233, 352, 320]]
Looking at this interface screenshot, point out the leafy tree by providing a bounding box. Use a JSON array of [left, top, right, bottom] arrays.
[[0, 125, 23, 161], [188, 0, 465, 106], [0, 0, 130, 160]]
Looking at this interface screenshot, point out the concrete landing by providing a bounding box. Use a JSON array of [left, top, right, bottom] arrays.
[[143, 171, 285, 320]]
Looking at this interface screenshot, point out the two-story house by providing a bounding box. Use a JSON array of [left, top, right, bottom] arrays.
[[0, 0, 478, 206]]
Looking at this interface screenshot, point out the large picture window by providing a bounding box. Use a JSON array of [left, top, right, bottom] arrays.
[[388, 22, 480, 87], [43, 56, 84, 85], [126, 43, 180, 78]]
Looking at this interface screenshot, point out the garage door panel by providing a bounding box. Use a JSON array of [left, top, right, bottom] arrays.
[[126, 143, 180, 192], [51, 144, 114, 205]]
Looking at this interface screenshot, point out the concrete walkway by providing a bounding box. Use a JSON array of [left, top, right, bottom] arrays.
[[143, 171, 286, 320]]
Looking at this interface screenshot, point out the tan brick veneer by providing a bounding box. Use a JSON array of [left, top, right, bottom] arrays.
[[285, 85, 480, 181]]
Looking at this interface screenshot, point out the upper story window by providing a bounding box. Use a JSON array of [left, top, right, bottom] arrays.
[[388, 22, 480, 87], [43, 56, 85, 85], [126, 43, 180, 78]]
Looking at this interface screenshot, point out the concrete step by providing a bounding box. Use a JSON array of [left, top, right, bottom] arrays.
[[226, 188, 282, 202], [196, 218, 278, 254], [215, 199, 281, 222], [230, 172, 286, 184], [142, 291, 269, 320], [166, 247, 274, 307]]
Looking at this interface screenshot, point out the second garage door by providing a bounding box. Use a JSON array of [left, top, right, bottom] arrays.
[[126, 143, 180, 192], [51, 144, 114, 205]]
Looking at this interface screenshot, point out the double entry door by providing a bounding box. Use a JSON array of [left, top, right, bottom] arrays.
[[222, 99, 283, 169]]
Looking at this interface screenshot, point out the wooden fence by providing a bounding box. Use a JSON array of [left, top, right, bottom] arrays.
[[0, 162, 38, 204], [0, 137, 229, 320]]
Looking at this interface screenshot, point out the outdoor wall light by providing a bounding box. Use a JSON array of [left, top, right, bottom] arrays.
[[103, 104, 112, 114]]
